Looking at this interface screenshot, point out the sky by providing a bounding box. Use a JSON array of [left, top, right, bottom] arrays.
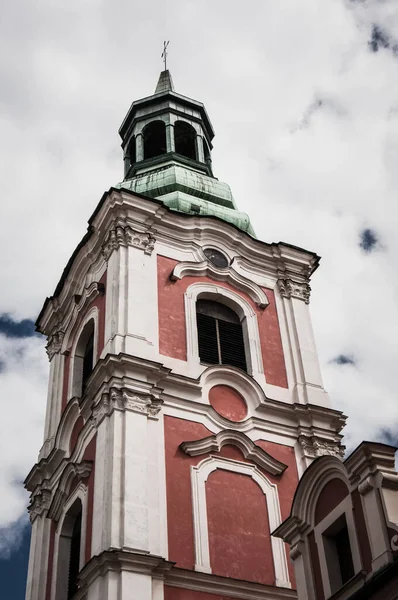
[[1, 0, 398, 597]]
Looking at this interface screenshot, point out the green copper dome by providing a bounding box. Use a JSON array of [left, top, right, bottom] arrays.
[[117, 71, 254, 235]]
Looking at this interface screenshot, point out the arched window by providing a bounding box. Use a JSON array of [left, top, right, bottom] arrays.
[[143, 120, 167, 159], [175, 121, 197, 160], [196, 299, 247, 371], [72, 319, 95, 398], [55, 499, 83, 600]]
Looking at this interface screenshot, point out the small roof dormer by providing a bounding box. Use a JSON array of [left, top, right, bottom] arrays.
[[117, 71, 254, 235]]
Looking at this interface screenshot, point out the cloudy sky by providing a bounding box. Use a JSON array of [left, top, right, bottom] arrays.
[[1, 0, 398, 596]]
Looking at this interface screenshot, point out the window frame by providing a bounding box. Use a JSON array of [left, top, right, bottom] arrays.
[[184, 283, 264, 378], [314, 495, 361, 598], [69, 309, 99, 400], [51, 484, 88, 600]]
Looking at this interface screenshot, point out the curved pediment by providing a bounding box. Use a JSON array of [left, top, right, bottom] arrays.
[[180, 429, 287, 475], [170, 260, 269, 308]]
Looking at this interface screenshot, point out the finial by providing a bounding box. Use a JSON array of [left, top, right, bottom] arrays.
[[161, 40, 170, 71]]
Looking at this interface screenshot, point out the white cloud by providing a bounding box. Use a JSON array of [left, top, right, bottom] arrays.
[[1, 0, 398, 554]]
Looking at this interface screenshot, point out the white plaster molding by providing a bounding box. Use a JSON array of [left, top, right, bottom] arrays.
[[314, 496, 362, 599], [46, 330, 65, 361], [47, 460, 92, 522], [277, 279, 311, 305], [191, 455, 290, 588], [165, 567, 297, 600], [102, 223, 155, 262], [51, 482, 89, 600], [184, 282, 264, 377], [91, 387, 163, 427], [28, 488, 52, 523], [200, 364, 267, 414], [171, 260, 269, 309], [181, 430, 287, 475], [298, 435, 345, 460]]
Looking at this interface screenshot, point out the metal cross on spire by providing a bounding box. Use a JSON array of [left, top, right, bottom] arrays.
[[161, 40, 170, 71]]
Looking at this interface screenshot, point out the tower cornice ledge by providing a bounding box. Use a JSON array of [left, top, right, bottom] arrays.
[[76, 550, 175, 596], [36, 188, 320, 334]]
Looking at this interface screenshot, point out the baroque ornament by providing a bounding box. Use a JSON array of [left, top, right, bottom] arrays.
[[92, 387, 162, 426], [28, 489, 52, 523], [278, 279, 311, 304], [102, 224, 155, 261], [299, 435, 345, 458], [46, 330, 65, 360]]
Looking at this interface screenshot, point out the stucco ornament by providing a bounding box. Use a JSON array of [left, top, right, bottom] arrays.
[[299, 435, 345, 458], [28, 489, 52, 523], [102, 224, 155, 261], [92, 387, 162, 425], [46, 330, 65, 360], [278, 278, 311, 304]]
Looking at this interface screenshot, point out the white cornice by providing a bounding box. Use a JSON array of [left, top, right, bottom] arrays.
[[171, 260, 269, 308], [165, 567, 297, 600], [37, 189, 319, 334], [180, 429, 287, 475]]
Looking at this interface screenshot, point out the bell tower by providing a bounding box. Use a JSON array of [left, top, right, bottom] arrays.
[[25, 71, 346, 600]]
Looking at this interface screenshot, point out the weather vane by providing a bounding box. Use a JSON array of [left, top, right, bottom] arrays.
[[161, 40, 170, 71]]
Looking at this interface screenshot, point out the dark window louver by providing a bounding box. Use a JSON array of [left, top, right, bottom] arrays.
[[82, 333, 94, 392], [67, 510, 82, 600], [196, 302, 247, 371]]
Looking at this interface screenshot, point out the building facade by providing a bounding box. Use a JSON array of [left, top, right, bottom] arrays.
[[25, 71, 347, 600], [274, 442, 398, 600]]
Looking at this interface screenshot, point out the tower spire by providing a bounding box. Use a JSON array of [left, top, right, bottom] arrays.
[[155, 69, 174, 94]]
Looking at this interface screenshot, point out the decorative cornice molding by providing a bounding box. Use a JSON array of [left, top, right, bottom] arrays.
[[289, 543, 302, 562], [28, 488, 52, 523], [46, 330, 65, 360], [77, 550, 175, 594], [358, 476, 375, 496], [278, 278, 311, 304], [91, 387, 163, 427], [102, 224, 155, 261], [299, 435, 345, 459], [171, 260, 269, 308], [165, 566, 297, 600], [181, 429, 287, 475]]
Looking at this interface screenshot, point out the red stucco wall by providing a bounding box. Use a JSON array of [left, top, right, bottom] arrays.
[[164, 416, 298, 586], [209, 385, 247, 421], [165, 587, 237, 600], [206, 457, 274, 584], [157, 256, 288, 388]]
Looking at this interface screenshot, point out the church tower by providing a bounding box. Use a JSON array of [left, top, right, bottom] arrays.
[[25, 71, 346, 600]]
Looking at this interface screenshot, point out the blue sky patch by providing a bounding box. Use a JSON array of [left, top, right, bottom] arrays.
[[359, 228, 378, 253], [331, 354, 356, 366], [0, 314, 37, 338]]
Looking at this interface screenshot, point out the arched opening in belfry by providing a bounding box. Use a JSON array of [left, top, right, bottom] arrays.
[[72, 318, 95, 398], [128, 135, 136, 165], [174, 121, 197, 160], [196, 299, 247, 371], [55, 498, 83, 600], [143, 120, 167, 159]]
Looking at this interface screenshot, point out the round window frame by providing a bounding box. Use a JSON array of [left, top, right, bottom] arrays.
[[203, 247, 230, 269]]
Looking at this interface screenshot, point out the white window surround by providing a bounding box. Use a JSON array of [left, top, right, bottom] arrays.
[[314, 496, 362, 599], [51, 482, 88, 600], [185, 283, 264, 377], [191, 455, 290, 588], [67, 307, 99, 400]]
